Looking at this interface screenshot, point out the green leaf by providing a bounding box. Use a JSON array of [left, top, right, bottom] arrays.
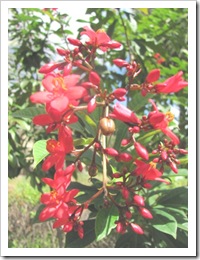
[[12, 107, 45, 119], [77, 111, 97, 136], [95, 204, 118, 241], [65, 219, 96, 248], [33, 140, 49, 168], [156, 186, 188, 209], [115, 232, 149, 248], [151, 208, 177, 239], [73, 138, 94, 147]]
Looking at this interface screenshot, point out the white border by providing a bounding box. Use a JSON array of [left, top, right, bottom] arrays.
[[1, 0, 196, 257]]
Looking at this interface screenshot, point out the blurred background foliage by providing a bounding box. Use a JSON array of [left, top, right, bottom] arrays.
[[8, 7, 188, 248]]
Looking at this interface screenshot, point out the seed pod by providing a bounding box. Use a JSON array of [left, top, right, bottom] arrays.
[[89, 165, 97, 177], [99, 117, 115, 136]]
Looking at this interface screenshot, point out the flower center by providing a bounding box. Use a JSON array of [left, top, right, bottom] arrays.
[[149, 161, 157, 169], [165, 111, 174, 122], [52, 77, 67, 93], [96, 28, 105, 33]]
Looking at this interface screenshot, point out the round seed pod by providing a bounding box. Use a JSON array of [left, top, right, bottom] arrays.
[[99, 117, 115, 136]]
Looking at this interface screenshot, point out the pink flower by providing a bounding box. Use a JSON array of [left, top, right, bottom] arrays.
[[30, 73, 88, 126], [80, 26, 121, 52], [155, 71, 188, 93], [109, 103, 141, 124]]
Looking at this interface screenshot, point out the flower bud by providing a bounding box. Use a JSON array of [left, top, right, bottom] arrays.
[[117, 153, 133, 162], [113, 59, 128, 67], [139, 207, 153, 219], [63, 63, 72, 76], [104, 147, 119, 157], [38, 62, 62, 74], [169, 161, 178, 173], [68, 37, 82, 46], [105, 41, 121, 49], [161, 150, 168, 161], [89, 71, 101, 86], [87, 97, 97, 113], [179, 149, 188, 155], [112, 88, 127, 99], [122, 187, 129, 200], [141, 89, 148, 97], [125, 210, 132, 219], [134, 142, 149, 161], [56, 48, 70, 56], [94, 142, 101, 150], [99, 117, 115, 136], [142, 183, 152, 189], [77, 160, 83, 172], [152, 158, 159, 163], [146, 69, 160, 83], [133, 194, 145, 207], [130, 223, 144, 235], [132, 126, 140, 133], [121, 139, 131, 146], [116, 222, 126, 234], [112, 173, 123, 178]]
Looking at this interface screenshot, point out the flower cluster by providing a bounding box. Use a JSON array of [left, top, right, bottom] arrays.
[[30, 26, 188, 238]]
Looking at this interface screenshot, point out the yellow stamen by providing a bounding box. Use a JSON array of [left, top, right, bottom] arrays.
[[52, 77, 68, 91], [149, 161, 157, 169], [96, 28, 105, 33], [165, 111, 174, 122]]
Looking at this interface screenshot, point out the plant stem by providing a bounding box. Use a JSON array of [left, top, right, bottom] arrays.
[[102, 105, 109, 196]]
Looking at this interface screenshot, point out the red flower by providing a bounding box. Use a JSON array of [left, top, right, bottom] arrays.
[[39, 172, 79, 222], [109, 103, 141, 124], [42, 126, 74, 171], [148, 99, 180, 145], [155, 71, 188, 93], [80, 26, 121, 52], [133, 159, 170, 184]]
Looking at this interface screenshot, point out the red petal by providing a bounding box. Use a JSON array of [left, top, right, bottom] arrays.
[[146, 69, 160, 83], [30, 92, 53, 104]]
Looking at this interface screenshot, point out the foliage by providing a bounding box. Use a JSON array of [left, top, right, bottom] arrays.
[[8, 7, 188, 248]]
